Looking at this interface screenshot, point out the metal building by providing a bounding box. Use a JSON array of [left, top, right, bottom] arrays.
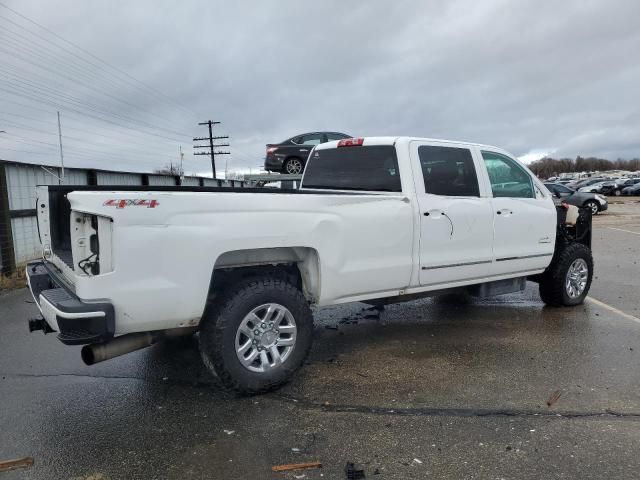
[[0, 159, 244, 275]]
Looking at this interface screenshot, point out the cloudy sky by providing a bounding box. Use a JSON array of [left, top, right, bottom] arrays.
[[1, 0, 639, 176]]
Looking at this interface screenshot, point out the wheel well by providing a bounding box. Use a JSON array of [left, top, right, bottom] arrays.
[[206, 247, 320, 306]]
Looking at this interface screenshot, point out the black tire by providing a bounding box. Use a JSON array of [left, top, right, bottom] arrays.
[[199, 276, 313, 394], [539, 243, 593, 307], [584, 200, 599, 215], [282, 157, 304, 175]]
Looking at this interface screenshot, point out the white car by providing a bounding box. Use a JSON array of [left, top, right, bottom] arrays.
[[27, 137, 594, 393]]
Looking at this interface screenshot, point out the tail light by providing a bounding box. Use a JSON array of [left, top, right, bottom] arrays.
[[266, 146, 278, 154], [337, 137, 364, 147]]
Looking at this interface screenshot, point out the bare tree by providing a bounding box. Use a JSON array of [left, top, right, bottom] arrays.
[[529, 156, 640, 178], [153, 162, 183, 176]]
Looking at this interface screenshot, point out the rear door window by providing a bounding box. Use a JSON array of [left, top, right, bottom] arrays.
[[418, 145, 480, 197], [299, 133, 323, 145], [302, 146, 401, 192]]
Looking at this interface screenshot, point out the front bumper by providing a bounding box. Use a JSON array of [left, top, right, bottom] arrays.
[[598, 202, 608, 212], [26, 261, 114, 345]]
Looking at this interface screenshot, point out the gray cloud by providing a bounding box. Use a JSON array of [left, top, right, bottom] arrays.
[[1, 0, 639, 176]]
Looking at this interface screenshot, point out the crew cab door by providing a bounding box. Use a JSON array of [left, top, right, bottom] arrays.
[[410, 141, 495, 286], [479, 150, 556, 276]]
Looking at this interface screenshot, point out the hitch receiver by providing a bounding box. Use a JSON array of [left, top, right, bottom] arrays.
[[28, 318, 54, 334]]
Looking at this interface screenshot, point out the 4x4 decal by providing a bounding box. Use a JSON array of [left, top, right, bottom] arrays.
[[103, 199, 159, 209]]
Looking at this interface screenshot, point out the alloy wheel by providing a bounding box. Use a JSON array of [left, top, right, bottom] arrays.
[[565, 258, 588, 298], [285, 159, 303, 174], [235, 303, 297, 373]]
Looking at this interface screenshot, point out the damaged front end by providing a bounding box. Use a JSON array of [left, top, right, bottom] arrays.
[[556, 203, 592, 248], [528, 204, 592, 285]]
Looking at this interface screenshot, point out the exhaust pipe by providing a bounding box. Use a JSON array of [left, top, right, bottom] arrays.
[[81, 328, 196, 365], [81, 332, 158, 365]]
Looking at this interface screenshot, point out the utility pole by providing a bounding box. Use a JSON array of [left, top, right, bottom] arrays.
[[56, 111, 65, 184], [194, 120, 230, 179], [179, 145, 184, 182]]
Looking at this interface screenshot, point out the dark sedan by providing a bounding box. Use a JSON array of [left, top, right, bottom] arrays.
[[544, 182, 608, 215], [606, 178, 640, 196], [622, 183, 640, 195], [264, 131, 351, 174]]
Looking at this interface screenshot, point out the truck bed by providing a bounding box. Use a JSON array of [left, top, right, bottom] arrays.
[[43, 184, 368, 270]]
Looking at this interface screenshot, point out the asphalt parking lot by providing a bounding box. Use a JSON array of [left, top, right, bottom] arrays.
[[1, 200, 639, 479]]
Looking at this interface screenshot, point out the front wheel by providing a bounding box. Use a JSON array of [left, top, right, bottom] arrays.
[[584, 200, 599, 215], [199, 276, 313, 394], [539, 243, 593, 307]]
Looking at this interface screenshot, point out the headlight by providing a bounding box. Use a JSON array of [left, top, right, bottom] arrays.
[[595, 194, 607, 203]]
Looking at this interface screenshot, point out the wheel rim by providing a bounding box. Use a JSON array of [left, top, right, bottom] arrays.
[[589, 202, 598, 215], [285, 159, 303, 174], [235, 303, 297, 373], [565, 258, 588, 298]]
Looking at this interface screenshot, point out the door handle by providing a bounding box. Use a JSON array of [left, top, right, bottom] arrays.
[[424, 209, 443, 217], [299, 149, 309, 152], [496, 209, 513, 216]]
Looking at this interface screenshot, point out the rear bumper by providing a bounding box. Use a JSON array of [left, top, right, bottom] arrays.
[[264, 154, 285, 172], [26, 261, 115, 345]]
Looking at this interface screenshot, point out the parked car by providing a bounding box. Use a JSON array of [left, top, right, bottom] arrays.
[[578, 180, 618, 193], [568, 177, 605, 190], [28, 137, 594, 394], [591, 180, 622, 194], [545, 182, 608, 215], [607, 178, 640, 196], [622, 182, 640, 195], [264, 131, 351, 174]]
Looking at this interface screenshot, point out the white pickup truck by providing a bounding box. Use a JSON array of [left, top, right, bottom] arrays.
[[27, 136, 593, 393]]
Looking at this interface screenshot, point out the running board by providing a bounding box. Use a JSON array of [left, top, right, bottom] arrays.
[[467, 277, 526, 298]]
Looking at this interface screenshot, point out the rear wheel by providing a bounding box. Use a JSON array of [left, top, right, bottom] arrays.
[[539, 243, 593, 307], [584, 200, 599, 215], [283, 157, 304, 175], [199, 276, 313, 394]]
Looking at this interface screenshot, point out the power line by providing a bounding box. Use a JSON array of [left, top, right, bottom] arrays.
[[0, 85, 188, 143], [0, 28, 196, 125], [0, 66, 192, 138], [0, 131, 183, 164], [0, 99, 187, 150], [0, 48, 193, 134], [0, 4, 198, 118]]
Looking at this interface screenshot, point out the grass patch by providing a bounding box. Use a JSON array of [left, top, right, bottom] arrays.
[[0, 267, 27, 291]]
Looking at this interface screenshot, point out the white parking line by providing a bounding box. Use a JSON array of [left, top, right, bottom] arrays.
[[587, 297, 640, 325], [607, 226, 640, 236]]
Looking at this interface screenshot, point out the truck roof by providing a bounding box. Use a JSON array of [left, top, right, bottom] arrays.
[[314, 136, 504, 152]]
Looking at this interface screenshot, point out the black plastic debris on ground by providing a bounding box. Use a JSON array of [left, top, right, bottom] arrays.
[[345, 462, 366, 479]]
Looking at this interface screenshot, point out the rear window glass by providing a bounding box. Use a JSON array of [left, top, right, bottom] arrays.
[[302, 146, 401, 192], [418, 145, 480, 197]]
